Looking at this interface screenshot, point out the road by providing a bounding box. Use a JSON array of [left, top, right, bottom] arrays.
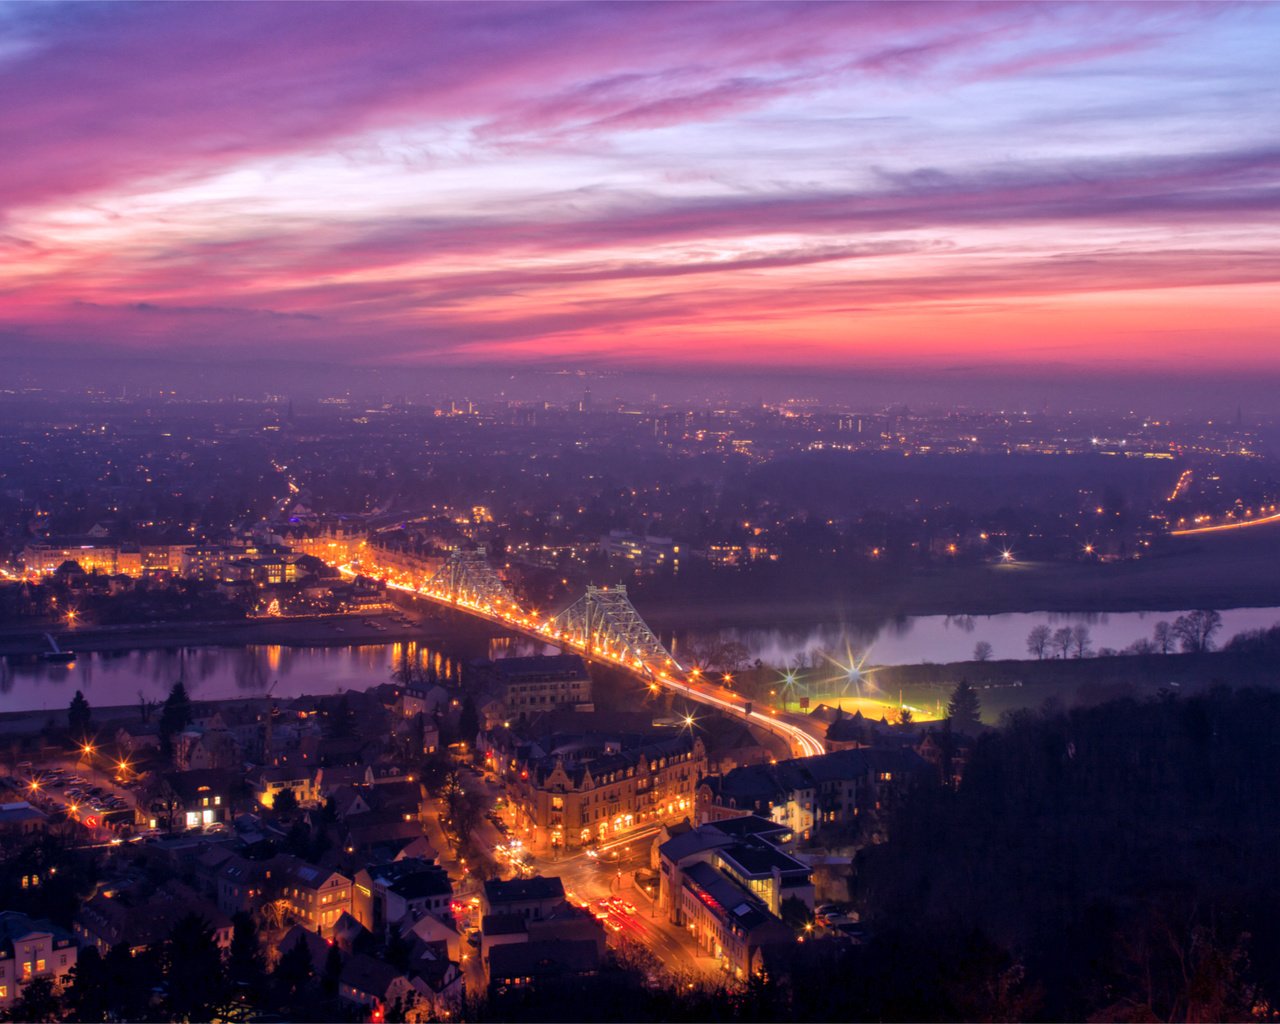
[[335, 562, 829, 758], [329, 554, 824, 983], [535, 841, 724, 984]]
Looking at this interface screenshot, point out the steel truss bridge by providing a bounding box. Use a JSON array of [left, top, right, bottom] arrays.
[[339, 549, 825, 757]]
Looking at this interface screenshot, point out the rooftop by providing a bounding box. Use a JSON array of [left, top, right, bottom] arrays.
[[484, 875, 565, 905]]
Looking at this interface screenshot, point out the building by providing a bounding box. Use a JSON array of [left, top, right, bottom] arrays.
[[487, 938, 600, 996], [352, 858, 453, 936], [0, 913, 77, 1012], [697, 747, 925, 838], [678, 862, 792, 979], [73, 881, 232, 956], [271, 857, 352, 937], [599, 530, 680, 572], [0, 802, 49, 840], [481, 876, 566, 921], [146, 769, 232, 831], [657, 816, 809, 980], [22, 544, 121, 575], [216, 854, 270, 918], [468, 654, 593, 718], [484, 726, 706, 852], [249, 764, 319, 809], [337, 953, 415, 1016]]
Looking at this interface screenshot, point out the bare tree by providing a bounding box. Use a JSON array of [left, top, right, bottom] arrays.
[[1052, 627, 1074, 659], [1153, 621, 1174, 654], [1026, 625, 1051, 660], [1071, 624, 1092, 659], [1173, 610, 1223, 653], [973, 641, 994, 662]]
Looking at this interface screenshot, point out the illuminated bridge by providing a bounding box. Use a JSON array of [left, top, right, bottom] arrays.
[[337, 548, 826, 758]]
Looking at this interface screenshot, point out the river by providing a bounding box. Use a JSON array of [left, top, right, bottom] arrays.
[[669, 606, 1280, 669], [1, 607, 1276, 715]]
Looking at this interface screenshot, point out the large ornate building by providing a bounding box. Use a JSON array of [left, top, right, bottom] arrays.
[[483, 724, 706, 851]]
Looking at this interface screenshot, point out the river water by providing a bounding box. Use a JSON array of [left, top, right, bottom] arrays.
[[669, 605, 1280, 669], [2, 607, 1277, 715]]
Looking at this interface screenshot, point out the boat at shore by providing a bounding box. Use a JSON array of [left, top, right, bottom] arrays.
[[41, 633, 76, 663]]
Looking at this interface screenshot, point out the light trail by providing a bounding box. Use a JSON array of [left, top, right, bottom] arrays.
[[1171, 507, 1280, 536], [336, 562, 829, 759]]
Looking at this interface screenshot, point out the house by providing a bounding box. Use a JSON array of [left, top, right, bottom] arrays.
[[352, 858, 453, 936], [487, 938, 600, 995], [0, 802, 49, 839], [407, 941, 465, 1017], [115, 722, 162, 755], [468, 654, 593, 719], [315, 764, 374, 796], [339, 953, 414, 1015], [147, 769, 232, 831], [271, 856, 352, 937], [73, 881, 232, 956], [480, 913, 529, 967], [192, 845, 236, 896], [481, 876, 565, 921], [216, 854, 270, 917], [697, 747, 925, 838], [399, 683, 450, 719], [175, 728, 241, 771], [403, 913, 463, 964], [342, 815, 424, 858], [0, 912, 77, 1013], [249, 764, 318, 809]]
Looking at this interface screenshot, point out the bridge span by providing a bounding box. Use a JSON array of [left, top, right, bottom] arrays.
[[336, 551, 827, 759]]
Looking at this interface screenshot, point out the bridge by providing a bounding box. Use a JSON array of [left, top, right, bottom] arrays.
[[337, 549, 826, 758]]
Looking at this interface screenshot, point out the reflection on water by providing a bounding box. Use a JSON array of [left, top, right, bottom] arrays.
[[4, 605, 1277, 714], [0, 634, 496, 713], [675, 605, 1280, 669]]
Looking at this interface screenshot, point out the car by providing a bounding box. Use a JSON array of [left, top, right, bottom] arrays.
[[621, 902, 637, 916], [467, 932, 481, 948]]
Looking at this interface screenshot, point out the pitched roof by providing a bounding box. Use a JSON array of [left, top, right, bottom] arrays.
[[341, 952, 405, 999], [487, 938, 600, 980], [483, 875, 565, 904], [481, 913, 528, 937]]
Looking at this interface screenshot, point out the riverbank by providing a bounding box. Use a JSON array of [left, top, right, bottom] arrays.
[[860, 647, 1280, 722], [0, 608, 455, 658], [636, 524, 1280, 629]]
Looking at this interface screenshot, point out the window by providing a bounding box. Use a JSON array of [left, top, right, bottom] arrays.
[[36, 959, 46, 973], [0, 986, 7, 999], [23, 962, 32, 978]]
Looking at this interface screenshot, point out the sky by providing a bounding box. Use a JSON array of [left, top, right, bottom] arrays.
[[1, 1, 1278, 384]]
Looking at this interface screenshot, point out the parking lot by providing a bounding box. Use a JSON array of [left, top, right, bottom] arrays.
[[4, 757, 140, 841]]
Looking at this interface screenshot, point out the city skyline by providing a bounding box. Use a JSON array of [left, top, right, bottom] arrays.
[[3, 1, 1278, 380]]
